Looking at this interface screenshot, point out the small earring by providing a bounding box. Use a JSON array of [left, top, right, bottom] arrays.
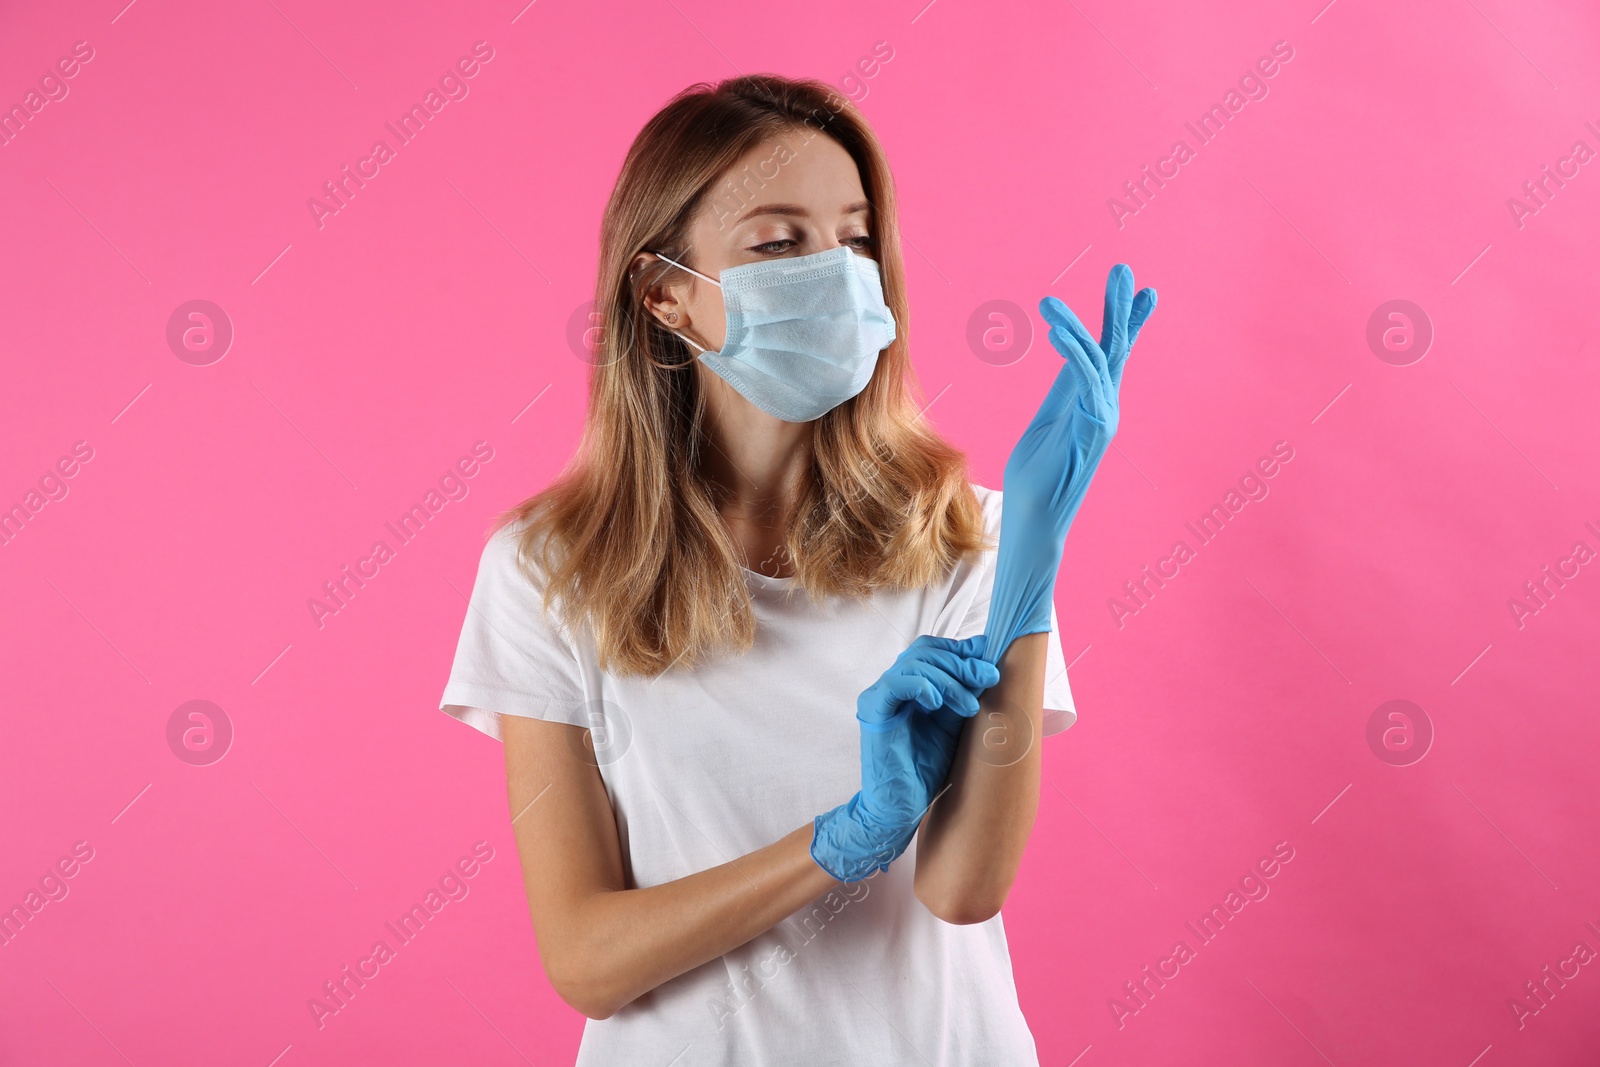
[[667, 313, 678, 323]]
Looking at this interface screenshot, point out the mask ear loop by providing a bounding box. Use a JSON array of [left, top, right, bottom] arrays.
[[649, 251, 720, 355]]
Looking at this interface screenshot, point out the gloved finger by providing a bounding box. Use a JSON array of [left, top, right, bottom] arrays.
[[1100, 264, 1134, 358], [877, 672, 946, 713], [1110, 288, 1157, 391], [907, 665, 984, 716], [909, 646, 1001, 693], [910, 634, 984, 653], [911, 634, 995, 665], [908, 646, 992, 687], [1048, 326, 1107, 396], [1039, 295, 1101, 362], [856, 679, 926, 728], [1038, 312, 1097, 390], [1127, 287, 1157, 346], [902, 660, 986, 716]]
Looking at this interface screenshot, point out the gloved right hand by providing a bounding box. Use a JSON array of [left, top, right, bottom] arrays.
[[811, 635, 1000, 882], [980, 264, 1157, 667]]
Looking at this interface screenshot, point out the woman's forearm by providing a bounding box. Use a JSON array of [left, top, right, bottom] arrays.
[[505, 715, 843, 1020], [912, 631, 1048, 924], [546, 823, 838, 1018]]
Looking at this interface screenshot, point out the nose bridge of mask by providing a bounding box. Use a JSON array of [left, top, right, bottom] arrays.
[[648, 246, 886, 359], [653, 246, 870, 291]]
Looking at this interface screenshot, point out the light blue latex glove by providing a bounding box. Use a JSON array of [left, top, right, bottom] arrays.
[[900, 636, 997, 801], [812, 636, 1000, 882], [979, 264, 1157, 667]]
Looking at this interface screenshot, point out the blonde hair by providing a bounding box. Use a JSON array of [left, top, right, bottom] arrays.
[[496, 74, 989, 676]]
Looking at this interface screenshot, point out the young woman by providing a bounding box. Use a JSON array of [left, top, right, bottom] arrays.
[[440, 74, 1154, 1065]]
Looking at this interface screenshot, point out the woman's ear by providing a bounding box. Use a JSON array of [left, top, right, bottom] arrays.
[[631, 251, 687, 330]]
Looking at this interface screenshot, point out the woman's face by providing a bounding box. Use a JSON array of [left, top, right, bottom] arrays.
[[644, 131, 876, 355]]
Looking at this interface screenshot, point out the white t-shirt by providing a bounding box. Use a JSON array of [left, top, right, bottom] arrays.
[[440, 482, 1076, 1066]]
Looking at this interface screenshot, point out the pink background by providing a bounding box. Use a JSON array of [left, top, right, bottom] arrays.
[[3, 0, 1599, 1063]]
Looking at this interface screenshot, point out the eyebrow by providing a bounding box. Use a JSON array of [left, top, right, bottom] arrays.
[[733, 200, 872, 226]]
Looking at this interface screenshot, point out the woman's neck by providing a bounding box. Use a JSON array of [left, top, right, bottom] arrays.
[[699, 395, 814, 577]]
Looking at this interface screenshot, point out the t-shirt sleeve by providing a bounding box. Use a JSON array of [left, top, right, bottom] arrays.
[[439, 522, 592, 742], [943, 485, 1078, 736]]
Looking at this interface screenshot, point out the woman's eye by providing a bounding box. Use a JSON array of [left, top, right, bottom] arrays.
[[749, 235, 875, 255]]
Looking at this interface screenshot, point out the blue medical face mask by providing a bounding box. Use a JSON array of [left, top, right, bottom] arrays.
[[649, 245, 898, 422]]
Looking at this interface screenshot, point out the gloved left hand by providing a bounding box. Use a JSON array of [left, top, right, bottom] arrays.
[[899, 635, 995, 802], [979, 264, 1157, 666], [811, 636, 999, 882]]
